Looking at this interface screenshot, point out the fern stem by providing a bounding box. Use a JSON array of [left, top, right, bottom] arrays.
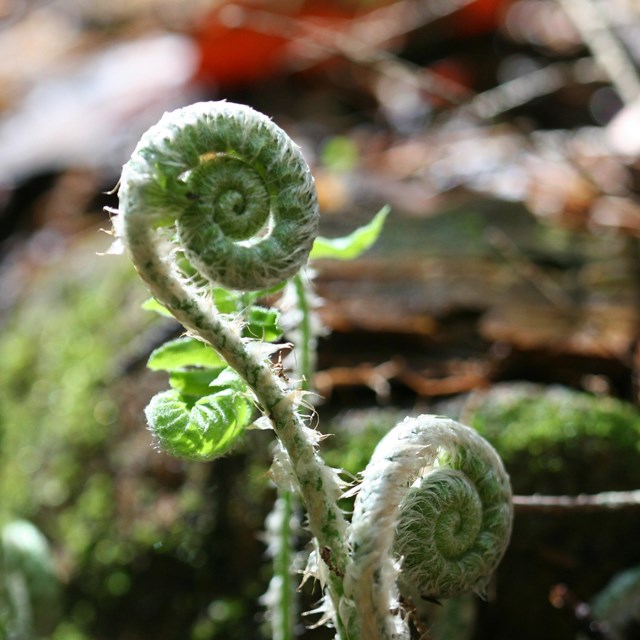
[[278, 492, 294, 640], [292, 272, 314, 392], [122, 191, 352, 637]]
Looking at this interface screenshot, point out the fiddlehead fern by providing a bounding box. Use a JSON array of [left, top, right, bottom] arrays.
[[344, 415, 513, 640], [119, 100, 318, 291], [117, 101, 351, 635]]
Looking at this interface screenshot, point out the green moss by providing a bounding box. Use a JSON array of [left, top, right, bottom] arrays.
[[323, 386, 640, 497], [465, 384, 640, 494], [0, 239, 146, 521], [0, 232, 271, 638], [469, 385, 640, 451]]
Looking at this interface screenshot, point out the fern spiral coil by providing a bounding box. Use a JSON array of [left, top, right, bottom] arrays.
[[345, 415, 513, 640], [116, 102, 513, 640], [118, 100, 319, 292]]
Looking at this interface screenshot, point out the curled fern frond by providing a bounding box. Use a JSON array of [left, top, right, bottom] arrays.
[[115, 101, 513, 640], [345, 415, 513, 640], [118, 101, 319, 292], [145, 369, 254, 461]]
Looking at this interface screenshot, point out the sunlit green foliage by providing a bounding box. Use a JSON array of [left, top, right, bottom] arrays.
[[145, 372, 254, 461]]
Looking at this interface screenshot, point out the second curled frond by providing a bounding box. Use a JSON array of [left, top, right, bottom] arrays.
[[344, 415, 513, 640]]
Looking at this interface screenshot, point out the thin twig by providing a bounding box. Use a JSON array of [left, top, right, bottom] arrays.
[[556, 0, 640, 104], [466, 58, 605, 120], [514, 490, 640, 513]]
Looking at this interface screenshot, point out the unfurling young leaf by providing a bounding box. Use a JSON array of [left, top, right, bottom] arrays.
[[145, 370, 254, 461], [243, 306, 282, 341], [168, 369, 224, 397], [309, 205, 390, 261], [147, 336, 226, 372]]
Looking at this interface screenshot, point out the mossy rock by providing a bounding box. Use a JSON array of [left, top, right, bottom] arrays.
[[325, 385, 640, 494], [461, 384, 640, 640], [462, 383, 640, 495]]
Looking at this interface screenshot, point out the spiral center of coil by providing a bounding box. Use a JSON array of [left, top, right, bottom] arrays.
[[219, 190, 244, 215], [181, 155, 271, 242], [434, 474, 482, 559]]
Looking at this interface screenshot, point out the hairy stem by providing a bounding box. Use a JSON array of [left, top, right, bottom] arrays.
[[123, 217, 352, 635], [264, 492, 296, 640], [268, 272, 313, 640], [277, 492, 294, 640]]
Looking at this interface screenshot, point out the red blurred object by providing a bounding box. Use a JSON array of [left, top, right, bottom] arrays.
[[193, 0, 511, 89], [193, 0, 362, 88], [451, 0, 511, 37]]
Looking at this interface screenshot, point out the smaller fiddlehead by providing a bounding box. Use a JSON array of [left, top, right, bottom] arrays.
[[344, 415, 513, 640]]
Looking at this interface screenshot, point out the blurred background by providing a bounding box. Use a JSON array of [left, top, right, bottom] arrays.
[[1, 0, 640, 638]]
